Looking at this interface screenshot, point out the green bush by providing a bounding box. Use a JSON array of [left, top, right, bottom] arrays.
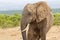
[[0, 13, 60, 28], [53, 13, 60, 25], [0, 13, 22, 28]]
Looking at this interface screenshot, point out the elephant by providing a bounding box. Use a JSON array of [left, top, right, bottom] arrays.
[[21, 1, 53, 40]]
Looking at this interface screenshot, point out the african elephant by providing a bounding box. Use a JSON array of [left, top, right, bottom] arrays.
[[21, 1, 53, 40]]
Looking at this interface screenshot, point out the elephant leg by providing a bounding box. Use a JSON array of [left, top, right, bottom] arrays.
[[37, 35, 41, 40], [40, 26, 46, 40], [27, 28, 39, 40], [40, 31, 46, 40]]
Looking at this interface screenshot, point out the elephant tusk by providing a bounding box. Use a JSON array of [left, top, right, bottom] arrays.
[[21, 28, 26, 32], [22, 24, 30, 40], [26, 24, 30, 39]]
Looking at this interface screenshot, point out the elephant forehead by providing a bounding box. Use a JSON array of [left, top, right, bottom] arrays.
[[37, 6, 45, 12], [37, 8, 45, 16]]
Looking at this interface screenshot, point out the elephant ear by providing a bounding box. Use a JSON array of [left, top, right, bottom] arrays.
[[36, 6, 50, 22]]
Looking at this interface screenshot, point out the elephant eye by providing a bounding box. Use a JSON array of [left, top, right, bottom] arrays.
[[28, 13, 31, 15]]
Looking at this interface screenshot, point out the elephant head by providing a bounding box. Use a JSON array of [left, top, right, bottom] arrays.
[[21, 2, 51, 30], [21, 4, 36, 31]]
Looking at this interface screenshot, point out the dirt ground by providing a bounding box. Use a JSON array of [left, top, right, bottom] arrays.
[[0, 26, 60, 40]]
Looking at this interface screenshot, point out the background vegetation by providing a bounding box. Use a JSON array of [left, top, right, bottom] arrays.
[[53, 13, 60, 25], [0, 13, 21, 28], [0, 13, 60, 28]]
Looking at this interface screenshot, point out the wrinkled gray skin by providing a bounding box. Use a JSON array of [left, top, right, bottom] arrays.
[[21, 1, 53, 40]]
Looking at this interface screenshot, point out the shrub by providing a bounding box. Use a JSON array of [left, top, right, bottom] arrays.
[[0, 13, 60, 28], [0, 13, 21, 28], [53, 13, 60, 25]]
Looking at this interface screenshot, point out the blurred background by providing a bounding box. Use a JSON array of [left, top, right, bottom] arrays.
[[0, 0, 60, 40]]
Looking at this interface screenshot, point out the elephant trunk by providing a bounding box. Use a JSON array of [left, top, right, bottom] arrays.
[[21, 19, 27, 40], [22, 31, 26, 40], [21, 16, 31, 40]]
